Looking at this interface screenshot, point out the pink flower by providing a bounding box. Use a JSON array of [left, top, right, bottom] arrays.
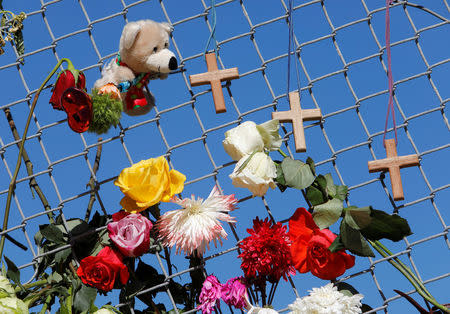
[[221, 277, 247, 309], [198, 275, 222, 314], [107, 211, 153, 257]]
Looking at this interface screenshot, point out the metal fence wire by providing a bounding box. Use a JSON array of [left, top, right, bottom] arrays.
[[0, 0, 449, 313]]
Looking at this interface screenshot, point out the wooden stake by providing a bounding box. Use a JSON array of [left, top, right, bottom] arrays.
[[368, 139, 419, 201], [189, 53, 239, 113], [272, 91, 322, 152]]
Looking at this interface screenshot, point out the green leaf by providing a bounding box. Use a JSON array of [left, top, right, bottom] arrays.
[[335, 185, 348, 201], [281, 157, 315, 190], [335, 282, 360, 297], [48, 271, 63, 284], [73, 284, 97, 313], [88, 211, 107, 228], [328, 235, 345, 253], [54, 248, 71, 264], [4, 256, 20, 285], [306, 185, 325, 206], [40, 224, 65, 244], [34, 230, 43, 246], [324, 173, 337, 196], [312, 198, 343, 229], [344, 206, 372, 230], [315, 175, 327, 195], [274, 161, 287, 192], [340, 221, 374, 257], [360, 209, 412, 242], [306, 157, 316, 176]]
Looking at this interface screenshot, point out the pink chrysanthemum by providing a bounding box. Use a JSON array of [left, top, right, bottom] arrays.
[[156, 186, 237, 256], [238, 217, 295, 283], [221, 277, 248, 309], [198, 275, 222, 314]]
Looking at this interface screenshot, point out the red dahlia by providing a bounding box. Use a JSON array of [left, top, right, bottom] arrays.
[[238, 217, 295, 283]]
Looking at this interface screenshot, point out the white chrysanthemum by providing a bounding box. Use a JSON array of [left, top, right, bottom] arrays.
[[157, 186, 237, 256], [248, 306, 279, 314], [288, 283, 363, 314]]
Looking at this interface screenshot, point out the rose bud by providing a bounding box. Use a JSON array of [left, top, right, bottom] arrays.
[[49, 69, 86, 110], [107, 211, 153, 257], [61, 87, 92, 133]]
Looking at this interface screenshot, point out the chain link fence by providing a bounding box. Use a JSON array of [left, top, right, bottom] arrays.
[[0, 0, 448, 312]]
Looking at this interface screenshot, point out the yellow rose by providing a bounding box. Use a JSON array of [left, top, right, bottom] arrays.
[[114, 156, 186, 213]]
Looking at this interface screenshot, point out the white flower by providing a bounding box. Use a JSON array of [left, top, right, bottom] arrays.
[[156, 186, 237, 256], [223, 121, 265, 161], [229, 152, 277, 197], [0, 297, 28, 314], [223, 120, 282, 161], [0, 275, 15, 296], [256, 119, 282, 151], [248, 306, 279, 314], [288, 283, 363, 314]]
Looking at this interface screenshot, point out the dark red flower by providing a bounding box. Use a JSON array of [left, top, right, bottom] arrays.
[[61, 87, 92, 133], [76, 246, 129, 291], [238, 217, 295, 283], [288, 207, 355, 280], [50, 69, 86, 110]]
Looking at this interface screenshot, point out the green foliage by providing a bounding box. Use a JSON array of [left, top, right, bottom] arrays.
[[89, 90, 123, 134], [280, 157, 315, 190], [4, 256, 20, 285], [344, 206, 372, 230], [360, 209, 412, 242], [73, 284, 97, 313], [340, 220, 374, 257], [312, 198, 343, 229]]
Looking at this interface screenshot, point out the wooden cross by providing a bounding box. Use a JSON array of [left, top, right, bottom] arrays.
[[272, 91, 322, 152], [189, 53, 239, 114], [368, 139, 419, 201]]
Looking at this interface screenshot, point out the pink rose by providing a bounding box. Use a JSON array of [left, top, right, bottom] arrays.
[[107, 211, 153, 257]]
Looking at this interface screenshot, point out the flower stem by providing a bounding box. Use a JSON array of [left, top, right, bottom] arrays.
[[277, 149, 288, 158], [375, 240, 433, 299], [0, 58, 73, 260], [14, 279, 47, 293], [369, 240, 449, 313], [66, 285, 73, 314], [38, 294, 52, 314]]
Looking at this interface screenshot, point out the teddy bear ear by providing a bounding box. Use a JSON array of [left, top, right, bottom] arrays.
[[120, 22, 142, 50], [160, 22, 174, 35]]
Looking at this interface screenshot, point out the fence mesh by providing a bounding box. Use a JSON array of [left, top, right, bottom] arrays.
[[0, 0, 449, 313]]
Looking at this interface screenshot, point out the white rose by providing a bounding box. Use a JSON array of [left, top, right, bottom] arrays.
[[256, 119, 282, 151], [93, 308, 117, 314], [229, 152, 277, 197], [0, 275, 15, 296], [248, 306, 279, 314], [223, 121, 265, 161], [0, 297, 28, 314]]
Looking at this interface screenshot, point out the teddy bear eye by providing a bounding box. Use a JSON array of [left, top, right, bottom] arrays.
[[153, 46, 158, 53], [165, 42, 169, 48]]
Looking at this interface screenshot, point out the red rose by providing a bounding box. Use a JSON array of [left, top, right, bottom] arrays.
[[61, 87, 92, 133], [49, 69, 86, 110], [76, 246, 129, 291], [288, 207, 355, 280]]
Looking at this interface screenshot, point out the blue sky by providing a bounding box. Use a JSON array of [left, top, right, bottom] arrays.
[[0, 0, 449, 313]]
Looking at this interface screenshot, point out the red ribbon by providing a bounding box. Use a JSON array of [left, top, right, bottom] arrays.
[[383, 0, 398, 147]]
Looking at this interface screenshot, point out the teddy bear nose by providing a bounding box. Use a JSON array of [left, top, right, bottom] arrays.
[[168, 57, 178, 70]]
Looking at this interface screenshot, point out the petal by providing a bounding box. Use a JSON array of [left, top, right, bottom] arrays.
[[291, 235, 310, 273], [120, 195, 146, 213], [288, 207, 317, 240]]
